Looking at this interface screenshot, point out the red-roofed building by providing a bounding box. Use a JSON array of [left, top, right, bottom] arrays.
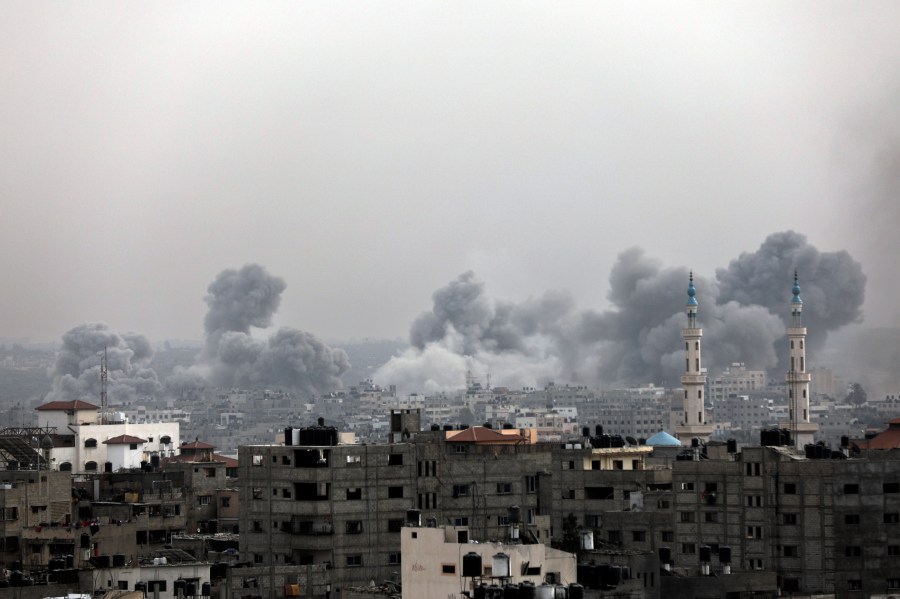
[[445, 426, 529, 445], [102, 434, 147, 470], [35, 399, 100, 427], [853, 418, 900, 451]]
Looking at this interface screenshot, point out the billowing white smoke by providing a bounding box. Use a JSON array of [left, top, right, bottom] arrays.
[[375, 231, 865, 393]]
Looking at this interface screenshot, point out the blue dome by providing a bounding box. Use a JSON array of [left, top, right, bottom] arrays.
[[646, 431, 682, 447], [686, 273, 698, 306], [791, 272, 802, 304]]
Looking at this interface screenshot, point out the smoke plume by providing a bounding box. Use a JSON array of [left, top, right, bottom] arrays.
[[48, 264, 350, 402], [375, 232, 865, 393], [195, 264, 349, 394], [46, 323, 162, 404]]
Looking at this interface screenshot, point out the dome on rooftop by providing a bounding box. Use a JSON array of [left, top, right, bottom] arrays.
[[646, 431, 682, 447]]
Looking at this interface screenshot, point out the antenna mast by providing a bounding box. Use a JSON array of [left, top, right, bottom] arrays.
[[100, 346, 108, 424]]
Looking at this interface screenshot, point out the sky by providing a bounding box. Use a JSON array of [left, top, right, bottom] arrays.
[[2, 2, 899, 346]]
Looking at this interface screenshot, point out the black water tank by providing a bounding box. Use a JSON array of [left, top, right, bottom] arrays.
[[174, 579, 186, 595], [443, 424, 453, 431], [727, 439, 737, 453], [503, 583, 520, 599], [113, 554, 125, 567], [805, 444, 816, 459], [96, 555, 110, 568], [430, 424, 440, 431], [568, 584, 584, 599], [474, 583, 487, 599], [406, 509, 421, 526], [503, 423, 514, 430], [186, 582, 197, 596], [318, 417, 325, 426], [135, 582, 147, 593], [463, 552, 483, 577], [719, 546, 732, 563], [508, 505, 521, 524], [699, 545, 712, 562], [519, 581, 536, 599], [691, 437, 700, 448], [80, 533, 91, 548], [284, 427, 293, 446], [483, 422, 493, 429], [65, 554, 74, 568], [151, 454, 160, 468], [607, 565, 621, 586], [595, 425, 603, 436], [582, 427, 590, 438], [202, 582, 211, 596], [659, 547, 671, 563], [841, 435, 850, 448]]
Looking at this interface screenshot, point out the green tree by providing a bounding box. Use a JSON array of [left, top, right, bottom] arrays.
[[845, 382, 868, 406]]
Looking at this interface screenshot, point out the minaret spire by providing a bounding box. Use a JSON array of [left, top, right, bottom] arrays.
[[783, 271, 817, 449], [676, 271, 713, 444]]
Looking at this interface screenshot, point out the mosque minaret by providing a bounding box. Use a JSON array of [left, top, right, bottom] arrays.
[[675, 272, 713, 444], [783, 271, 818, 448]]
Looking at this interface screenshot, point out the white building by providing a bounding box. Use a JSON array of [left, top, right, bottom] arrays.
[[36, 400, 180, 473]]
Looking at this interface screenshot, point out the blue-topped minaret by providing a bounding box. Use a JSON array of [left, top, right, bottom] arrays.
[[676, 272, 713, 443], [783, 271, 817, 448]]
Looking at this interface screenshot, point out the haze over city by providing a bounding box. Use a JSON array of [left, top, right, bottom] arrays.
[[2, 3, 899, 392]]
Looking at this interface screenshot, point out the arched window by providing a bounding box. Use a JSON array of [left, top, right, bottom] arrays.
[[160, 435, 172, 445], [84, 461, 98, 471], [84, 438, 97, 449], [58, 462, 72, 472], [695, 341, 699, 351]]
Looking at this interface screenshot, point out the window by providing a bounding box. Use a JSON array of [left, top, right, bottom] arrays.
[[129, 443, 138, 450], [388, 553, 401, 565], [782, 545, 798, 557], [704, 482, 718, 493], [585, 515, 602, 528], [453, 484, 470, 497], [252, 454, 263, 466], [885, 482, 900, 493], [585, 487, 614, 500], [848, 579, 862, 590], [84, 438, 97, 448], [387, 486, 403, 499], [746, 526, 763, 539], [783, 483, 797, 494], [888, 578, 900, 588], [58, 462, 72, 472], [0, 507, 18, 521], [681, 543, 696, 554], [346, 521, 363, 534], [252, 488, 263, 500], [346, 555, 362, 567], [497, 515, 509, 526], [886, 513, 900, 524], [845, 514, 860, 525], [282, 488, 291, 498], [442, 564, 456, 575], [346, 455, 361, 466], [496, 482, 512, 494], [607, 530, 621, 544], [704, 512, 719, 523], [452, 517, 469, 526], [745, 495, 762, 507], [680, 482, 695, 491], [661, 531, 674, 543], [198, 496, 212, 506], [845, 546, 862, 557], [745, 462, 761, 476], [680, 512, 695, 523], [388, 453, 403, 466], [454, 444, 469, 454], [387, 519, 403, 533], [252, 521, 262, 532], [888, 545, 900, 556], [346, 488, 362, 500], [525, 476, 537, 493], [632, 531, 646, 542], [84, 461, 97, 471], [221, 497, 231, 508], [783, 513, 798, 525], [844, 483, 860, 494]]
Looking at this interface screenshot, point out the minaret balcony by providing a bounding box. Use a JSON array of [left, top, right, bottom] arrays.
[[681, 374, 707, 385], [681, 328, 703, 337], [785, 372, 811, 383]]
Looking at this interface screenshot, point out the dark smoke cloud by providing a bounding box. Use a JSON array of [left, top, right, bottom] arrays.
[[46, 323, 162, 403], [375, 232, 865, 393], [49, 265, 350, 402], [197, 264, 349, 394]]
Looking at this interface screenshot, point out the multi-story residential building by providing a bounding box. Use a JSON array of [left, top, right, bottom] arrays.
[[706, 364, 768, 402]]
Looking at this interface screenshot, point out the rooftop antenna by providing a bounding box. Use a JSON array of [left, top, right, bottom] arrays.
[[100, 346, 108, 424]]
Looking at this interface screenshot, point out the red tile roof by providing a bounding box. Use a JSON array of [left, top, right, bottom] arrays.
[[445, 427, 527, 444], [161, 452, 238, 467], [103, 434, 147, 445], [854, 420, 900, 450], [36, 399, 100, 411]]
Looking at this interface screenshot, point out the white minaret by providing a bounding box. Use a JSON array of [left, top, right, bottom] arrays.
[[675, 272, 713, 444], [784, 271, 817, 448]]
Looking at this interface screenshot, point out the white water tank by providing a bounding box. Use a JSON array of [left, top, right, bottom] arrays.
[[492, 553, 510, 578], [581, 530, 594, 550]]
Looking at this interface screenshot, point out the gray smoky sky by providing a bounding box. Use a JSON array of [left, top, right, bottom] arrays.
[[375, 232, 865, 392], [1, 3, 899, 346]]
